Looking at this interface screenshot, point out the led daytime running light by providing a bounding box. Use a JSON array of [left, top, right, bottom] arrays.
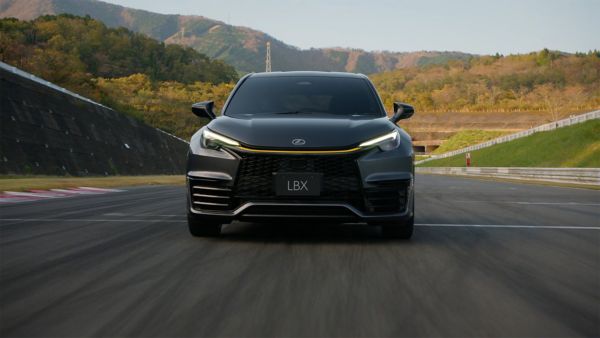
[[359, 130, 398, 147], [204, 129, 240, 147]]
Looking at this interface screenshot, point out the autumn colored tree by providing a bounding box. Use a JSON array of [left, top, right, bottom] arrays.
[[371, 51, 600, 115]]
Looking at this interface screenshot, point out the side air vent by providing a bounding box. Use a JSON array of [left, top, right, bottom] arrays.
[[189, 178, 233, 211], [364, 180, 410, 213]]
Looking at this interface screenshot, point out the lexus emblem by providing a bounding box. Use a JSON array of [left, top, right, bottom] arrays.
[[291, 138, 306, 146]]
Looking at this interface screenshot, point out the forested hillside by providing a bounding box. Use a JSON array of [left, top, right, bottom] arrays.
[[0, 0, 472, 73], [0, 15, 237, 138], [96, 74, 233, 139], [95, 50, 600, 140], [1, 15, 598, 142], [372, 50, 600, 114], [0, 14, 238, 90]]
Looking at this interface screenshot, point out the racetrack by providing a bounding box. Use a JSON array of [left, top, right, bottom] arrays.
[[1, 174, 598, 337]]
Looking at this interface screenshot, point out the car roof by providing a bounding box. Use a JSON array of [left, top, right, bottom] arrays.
[[249, 71, 369, 79]]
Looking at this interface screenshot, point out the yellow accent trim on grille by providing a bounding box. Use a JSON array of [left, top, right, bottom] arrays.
[[236, 146, 361, 154]]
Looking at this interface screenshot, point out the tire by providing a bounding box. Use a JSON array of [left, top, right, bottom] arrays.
[[187, 213, 222, 237], [381, 193, 415, 239], [381, 216, 414, 239]]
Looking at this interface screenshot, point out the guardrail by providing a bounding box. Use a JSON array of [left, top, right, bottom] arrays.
[[416, 167, 600, 186], [416, 110, 600, 165]]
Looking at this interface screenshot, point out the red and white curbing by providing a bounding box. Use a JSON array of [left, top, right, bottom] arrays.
[[0, 187, 124, 204]]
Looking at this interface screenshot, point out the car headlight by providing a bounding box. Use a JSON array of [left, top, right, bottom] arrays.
[[359, 130, 400, 151], [201, 129, 240, 149]]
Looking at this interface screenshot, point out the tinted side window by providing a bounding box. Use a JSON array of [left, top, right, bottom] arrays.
[[225, 76, 383, 117]]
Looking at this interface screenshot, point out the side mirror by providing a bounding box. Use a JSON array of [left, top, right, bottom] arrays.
[[192, 101, 216, 120], [390, 102, 414, 123]]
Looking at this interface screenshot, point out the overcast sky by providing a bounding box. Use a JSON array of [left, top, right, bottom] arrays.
[[102, 0, 599, 55]]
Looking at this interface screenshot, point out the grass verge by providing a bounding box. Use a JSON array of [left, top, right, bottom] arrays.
[[420, 119, 600, 167], [432, 130, 509, 154], [0, 175, 184, 192]]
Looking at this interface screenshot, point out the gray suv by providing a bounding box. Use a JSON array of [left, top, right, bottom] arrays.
[[186, 72, 415, 238]]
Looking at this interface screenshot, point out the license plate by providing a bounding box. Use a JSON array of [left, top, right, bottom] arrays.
[[274, 172, 322, 196]]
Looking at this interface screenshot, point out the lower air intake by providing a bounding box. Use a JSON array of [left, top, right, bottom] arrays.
[[189, 178, 233, 211], [240, 204, 357, 219], [364, 180, 410, 213]]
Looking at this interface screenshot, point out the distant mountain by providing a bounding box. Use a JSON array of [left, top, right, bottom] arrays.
[[0, 0, 473, 73], [0, 14, 238, 85]]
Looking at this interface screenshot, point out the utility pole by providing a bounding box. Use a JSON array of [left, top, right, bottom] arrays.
[[265, 41, 271, 72]]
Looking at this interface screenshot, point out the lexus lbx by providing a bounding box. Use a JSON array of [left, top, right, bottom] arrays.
[[187, 72, 415, 238]]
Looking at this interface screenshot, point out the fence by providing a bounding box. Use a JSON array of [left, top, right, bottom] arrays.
[[416, 167, 600, 186]]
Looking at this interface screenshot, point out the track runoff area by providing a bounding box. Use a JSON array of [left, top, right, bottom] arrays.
[[0, 174, 598, 336]]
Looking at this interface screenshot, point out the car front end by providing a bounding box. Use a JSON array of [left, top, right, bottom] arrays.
[[188, 126, 413, 219], [186, 72, 415, 238]]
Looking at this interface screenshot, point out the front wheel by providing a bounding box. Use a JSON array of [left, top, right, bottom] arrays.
[[188, 213, 222, 237], [381, 216, 414, 239]]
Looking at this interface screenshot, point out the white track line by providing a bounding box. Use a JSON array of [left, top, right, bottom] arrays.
[[455, 200, 600, 206], [0, 218, 186, 223], [29, 190, 74, 197], [4, 191, 59, 198], [0, 219, 598, 230], [415, 223, 600, 230], [0, 188, 124, 204], [511, 202, 600, 206], [0, 197, 35, 203], [78, 187, 124, 192], [50, 189, 102, 195], [102, 213, 182, 217]]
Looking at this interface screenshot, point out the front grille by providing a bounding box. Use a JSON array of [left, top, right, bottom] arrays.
[[189, 178, 233, 211], [234, 152, 364, 208], [364, 180, 410, 213]]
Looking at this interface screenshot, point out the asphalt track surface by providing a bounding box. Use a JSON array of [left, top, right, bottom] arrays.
[[0, 174, 599, 337]]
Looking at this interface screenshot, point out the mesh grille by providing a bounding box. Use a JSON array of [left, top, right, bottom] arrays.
[[234, 152, 363, 208]]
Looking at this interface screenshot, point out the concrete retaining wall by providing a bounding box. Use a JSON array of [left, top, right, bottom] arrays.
[[416, 167, 600, 186], [0, 62, 189, 176]]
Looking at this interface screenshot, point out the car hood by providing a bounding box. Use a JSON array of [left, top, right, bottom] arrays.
[[208, 116, 395, 149]]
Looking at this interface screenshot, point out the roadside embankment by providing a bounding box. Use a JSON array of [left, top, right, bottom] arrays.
[[0, 62, 189, 176], [418, 118, 600, 168]]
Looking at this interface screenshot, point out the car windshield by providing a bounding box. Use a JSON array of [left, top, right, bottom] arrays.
[[224, 76, 384, 117]]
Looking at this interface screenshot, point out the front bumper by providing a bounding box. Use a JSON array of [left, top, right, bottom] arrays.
[[189, 200, 414, 223], [187, 145, 414, 223]]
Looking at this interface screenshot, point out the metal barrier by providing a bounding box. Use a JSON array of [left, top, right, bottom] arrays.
[[416, 167, 600, 186], [416, 110, 600, 165]]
